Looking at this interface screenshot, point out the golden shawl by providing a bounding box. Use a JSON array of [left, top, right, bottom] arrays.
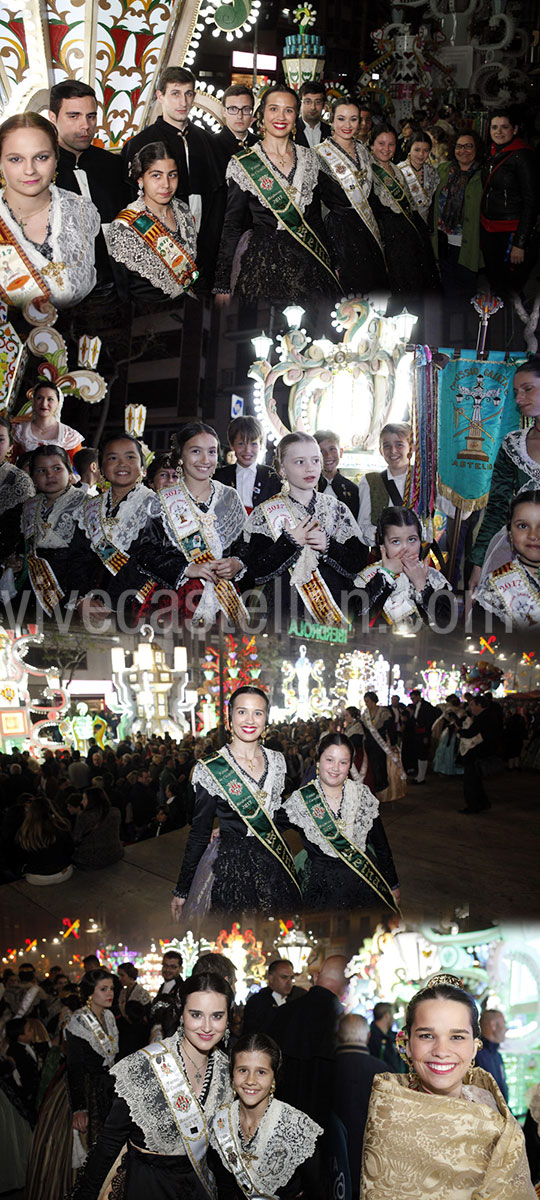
[[360, 1068, 535, 1199]]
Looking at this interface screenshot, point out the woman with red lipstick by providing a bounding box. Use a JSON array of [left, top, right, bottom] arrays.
[[172, 686, 302, 915], [316, 97, 387, 294], [0, 112, 100, 310], [361, 973, 535, 1198], [11, 381, 83, 464], [284, 733, 400, 913], [211, 1033, 323, 1199], [473, 490, 540, 629], [214, 85, 337, 301], [240, 432, 367, 627], [469, 360, 540, 596], [70, 971, 233, 1200], [108, 141, 198, 304]]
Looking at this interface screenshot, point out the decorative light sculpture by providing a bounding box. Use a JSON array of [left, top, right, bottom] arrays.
[[110, 630, 196, 738]]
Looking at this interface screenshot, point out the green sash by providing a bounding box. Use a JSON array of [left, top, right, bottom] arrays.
[[371, 162, 420, 235], [204, 753, 301, 895], [234, 147, 339, 285], [298, 782, 400, 912]]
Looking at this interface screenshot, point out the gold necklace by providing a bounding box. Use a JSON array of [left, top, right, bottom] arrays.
[[180, 1038, 206, 1084]]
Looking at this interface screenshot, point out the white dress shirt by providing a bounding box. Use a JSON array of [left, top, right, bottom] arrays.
[[236, 463, 257, 508]]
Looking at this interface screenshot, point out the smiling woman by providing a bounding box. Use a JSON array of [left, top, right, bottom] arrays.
[[360, 974, 536, 1199], [172, 685, 303, 915], [11, 381, 83, 463]]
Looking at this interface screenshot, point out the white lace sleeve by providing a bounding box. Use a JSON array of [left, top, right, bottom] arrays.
[[265, 748, 287, 814], [213, 481, 248, 548]]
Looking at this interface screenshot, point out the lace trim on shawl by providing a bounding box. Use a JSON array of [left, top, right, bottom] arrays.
[[22, 487, 84, 548], [396, 160, 439, 218], [13, 419, 82, 453], [0, 462, 35, 513], [528, 1083, 540, 1133], [193, 746, 286, 824], [474, 558, 540, 626], [500, 429, 540, 483], [371, 162, 414, 212], [108, 198, 197, 298], [285, 778, 379, 857], [65, 1007, 119, 1063], [226, 144, 319, 224], [110, 1041, 231, 1154], [76, 483, 155, 551], [0, 185, 99, 306], [244, 490, 359, 545], [317, 138, 374, 191], [151, 480, 247, 557], [212, 1099, 322, 1190]]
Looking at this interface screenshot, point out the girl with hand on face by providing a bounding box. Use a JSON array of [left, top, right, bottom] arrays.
[[214, 85, 337, 302], [211, 1033, 324, 1200], [473, 491, 540, 630], [368, 122, 440, 301], [361, 974, 536, 1199], [240, 432, 367, 628], [397, 130, 438, 224], [315, 97, 387, 294], [108, 141, 198, 304], [70, 972, 233, 1200], [355, 507, 453, 633], [11, 381, 83, 463], [0, 112, 100, 311], [468, 360, 540, 600], [172, 686, 302, 917], [135, 422, 248, 629], [2, 444, 83, 618], [283, 733, 400, 913]]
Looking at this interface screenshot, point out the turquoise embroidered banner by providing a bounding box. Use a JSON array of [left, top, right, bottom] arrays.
[[437, 353, 521, 511]]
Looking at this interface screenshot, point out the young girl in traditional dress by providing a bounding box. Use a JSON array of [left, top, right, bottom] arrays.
[[108, 141, 198, 304], [171, 686, 302, 916], [284, 733, 400, 913], [355, 506, 453, 633], [368, 123, 440, 301], [70, 971, 233, 1200], [211, 1032, 323, 1199], [2, 444, 83, 617], [240, 432, 367, 628], [473, 490, 540, 630], [397, 130, 438, 224]]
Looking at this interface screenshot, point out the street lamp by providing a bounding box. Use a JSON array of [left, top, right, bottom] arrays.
[[282, 304, 305, 330], [251, 332, 273, 360]]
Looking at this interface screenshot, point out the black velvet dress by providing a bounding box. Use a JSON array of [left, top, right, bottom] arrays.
[[174, 747, 301, 914], [214, 144, 337, 302], [370, 163, 441, 301], [317, 142, 388, 294]]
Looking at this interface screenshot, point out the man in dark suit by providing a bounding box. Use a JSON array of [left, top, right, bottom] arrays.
[[459, 693, 504, 813], [333, 1014, 385, 1196], [409, 688, 441, 784], [204, 85, 258, 288], [120, 66, 221, 286], [314, 430, 360, 520], [48, 80, 128, 296], [149, 951, 183, 1040], [367, 1002, 405, 1073], [215, 416, 280, 512], [294, 81, 331, 149], [243, 959, 305, 1035]]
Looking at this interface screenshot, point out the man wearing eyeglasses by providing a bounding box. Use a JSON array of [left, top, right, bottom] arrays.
[[205, 84, 258, 287]]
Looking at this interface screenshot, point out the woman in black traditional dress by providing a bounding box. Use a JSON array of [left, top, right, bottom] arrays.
[[171, 686, 302, 917], [214, 85, 337, 302], [316, 97, 387, 294], [65, 970, 118, 1153], [240, 432, 367, 628], [283, 733, 400, 912], [368, 122, 440, 302], [70, 971, 233, 1200], [0, 415, 34, 565]]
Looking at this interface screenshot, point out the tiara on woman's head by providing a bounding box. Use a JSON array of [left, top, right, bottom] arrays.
[[417, 972, 464, 994]]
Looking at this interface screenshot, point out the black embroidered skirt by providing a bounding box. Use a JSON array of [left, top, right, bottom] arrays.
[[211, 833, 301, 914]]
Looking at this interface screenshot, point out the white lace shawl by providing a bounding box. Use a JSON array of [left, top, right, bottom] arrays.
[[244, 490, 362, 589], [284, 777, 379, 857], [13, 419, 82, 454], [110, 1041, 232, 1154], [500, 429, 540, 483], [396, 160, 439, 220], [317, 137, 374, 193], [0, 461, 35, 514], [76, 483, 155, 552], [371, 161, 416, 213], [22, 486, 84, 548], [211, 1099, 322, 1193], [108, 197, 197, 297], [0, 185, 100, 308], [152, 480, 247, 557], [226, 143, 320, 228], [65, 1007, 119, 1065], [193, 746, 286, 826]]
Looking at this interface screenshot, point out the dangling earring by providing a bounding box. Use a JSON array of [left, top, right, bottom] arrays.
[[281, 478, 290, 496], [0, 169, 5, 188], [177, 460, 184, 477], [86, 996, 93, 1010], [222, 1027, 230, 1047], [270, 1081, 276, 1096], [138, 180, 144, 200], [177, 1016, 185, 1039]]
